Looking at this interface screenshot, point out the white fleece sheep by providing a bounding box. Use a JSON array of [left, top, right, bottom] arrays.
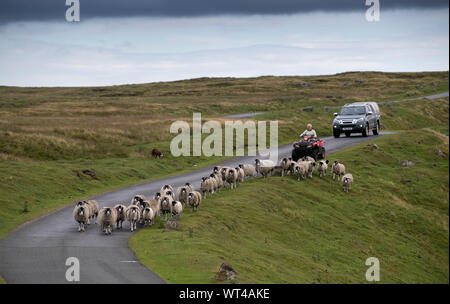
[[235, 167, 245, 184], [298, 160, 315, 179], [131, 195, 146, 206], [176, 185, 191, 206], [73, 204, 91, 232], [255, 159, 275, 178], [126, 205, 141, 232], [97, 207, 117, 235], [200, 176, 215, 198], [142, 207, 155, 226], [341, 173, 354, 192], [160, 184, 174, 196], [317, 160, 330, 177], [225, 168, 238, 189], [148, 198, 161, 217], [171, 200, 183, 216], [160, 195, 173, 219], [187, 191, 202, 212], [210, 173, 223, 192], [114, 204, 127, 229], [238, 164, 256, 179], [279, 158, 293, 177], [332, 161, 346, 181]]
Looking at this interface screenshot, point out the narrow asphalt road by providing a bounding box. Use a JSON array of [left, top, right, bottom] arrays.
[[0, 130, 396, 284]]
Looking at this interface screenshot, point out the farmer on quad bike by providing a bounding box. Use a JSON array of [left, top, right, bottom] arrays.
[[300, 124, 317, 139], [291, 123, 325, 161]]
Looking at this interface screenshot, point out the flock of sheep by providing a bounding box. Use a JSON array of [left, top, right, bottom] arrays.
[[72, 156, 353, 234]]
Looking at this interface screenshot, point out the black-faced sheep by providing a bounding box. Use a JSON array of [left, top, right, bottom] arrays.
[[238, 164, 256, 179], [200, 177, 214, 198], [114, 204, 127, 229], [97, 207, 118, 235], [73, 204, 90, 232], [255, 159, 275, 178], [235, 167, 245, 184], [226, 168, 238, 189], [171, 200, 183, 216], [148, 198, 161, 217], [160, 195, 173, 219], [279, 158, 293, 176], [317, 160, 330, 177], [187, 191, 202, 212], [341, 173, 354, 192], [126, 205, 141, 232], [332, 161, 346, 181], [142, 207, 155, 226], [176, 185, 191, 206], [131, 195, 146, 206]]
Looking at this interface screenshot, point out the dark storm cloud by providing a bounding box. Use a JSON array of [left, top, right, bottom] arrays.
[[0, 0, 448, 23]]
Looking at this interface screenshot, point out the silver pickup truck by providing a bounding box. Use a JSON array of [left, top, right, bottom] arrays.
[[332, 101, 381, 137]]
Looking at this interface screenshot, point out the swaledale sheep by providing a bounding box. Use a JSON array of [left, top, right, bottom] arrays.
[[210, 173, 223, 192], [299, 160, 315, 179], [176, 185, 191, 206], [341, 173, 354, 192], [200, 177, 215, 198], [235, 167, 245, 184], [160, 184, 174, 195], [75, 201, 93, 225], [332, 161, 346, 181], [226, 168, 238, 189], [187, 191, 202, 212], [171, 201, 183, 216], [86, 200, 99, 220], [301, 156, 316, 163], [126, 205, 141, 232], [220, 167, 233, 185], [185, 182, 195, 192], [294, 162, 308, 180], [255, 159, 275, 178], [148, 198, 161, 217], [238, 164, 256, 179], [209, 175, 219, 192], [73, 204, 91, 232], [160, 195, 174, 219], [142, 207, 155, 226], [279, 158, 293, 176], [131, 195, 146, 206], [114, 204, 127, 229], [97, 207, 117, 235], [317, 160, 330, 177]]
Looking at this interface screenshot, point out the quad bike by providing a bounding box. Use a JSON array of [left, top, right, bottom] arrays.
[[291, 136, 326, 161]]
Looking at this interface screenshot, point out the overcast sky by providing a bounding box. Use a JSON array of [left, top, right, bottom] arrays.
[[0, 1, 448, 86]]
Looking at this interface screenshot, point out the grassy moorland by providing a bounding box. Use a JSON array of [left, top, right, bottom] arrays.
[[0, 71, 448, 240], [131, 123, 449, 283]]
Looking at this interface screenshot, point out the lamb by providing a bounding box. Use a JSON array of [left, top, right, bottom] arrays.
[[171, 201, 183, 216], [317, 160, 330, 177], [142, 207, 155, 226], [332, 161, 346, 181], [341, 173, 354, 192], [200, 177, 214, 198], [151, 148, 163, 158], [238, 164, 256, 179], [114, 204, 127, 229], [226, 168, 238, 189], [73, 204, 90, 232], [126, 205, 141, 232], [255, 159, 275, 178], [187, 191, 202, 212], [97, 207, 117, 235], [176, 185, 191, 206], [160, 195, 173, 219], [279, 158, 293, 176], [235, 167, 245, 184]]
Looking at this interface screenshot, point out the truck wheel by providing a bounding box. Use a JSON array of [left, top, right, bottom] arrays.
[[333, 131, 340, 138], [362, 123, 369, 137], [373, 122, 379, 135]]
